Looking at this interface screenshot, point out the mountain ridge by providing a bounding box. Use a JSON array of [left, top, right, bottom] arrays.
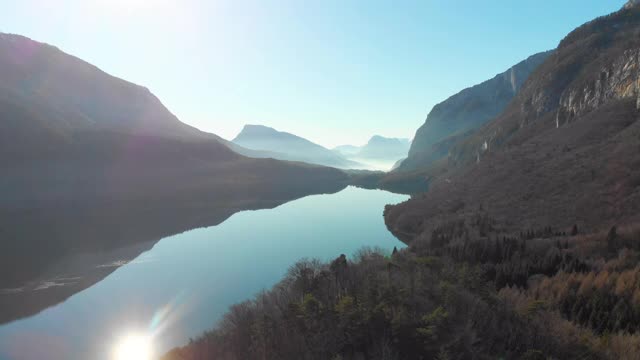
[[385, 4, 640, 240], [357, 135, 411, 160], [232, 124, 360, 168], [0, 32, 351, 319], [397, 50, 553, 171], [333, 135, 411, 159], [0, 33, 209, 140]]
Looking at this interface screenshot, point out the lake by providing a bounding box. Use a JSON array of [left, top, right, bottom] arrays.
[[0, 187, 408, 360]]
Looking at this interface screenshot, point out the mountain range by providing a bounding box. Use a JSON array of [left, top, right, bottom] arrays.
[[232, 126, 411, 170], [334, 136, 411, 160], [232, 124, 360, 169], [332, 144, 362, 157], [164, 3, 640, 360], [0, 33, 350, 322]]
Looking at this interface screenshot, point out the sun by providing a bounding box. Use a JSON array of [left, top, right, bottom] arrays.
[[113, 332, 153, 360]]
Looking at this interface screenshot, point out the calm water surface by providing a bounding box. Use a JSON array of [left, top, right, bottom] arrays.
[[0, 187, 407, 360]]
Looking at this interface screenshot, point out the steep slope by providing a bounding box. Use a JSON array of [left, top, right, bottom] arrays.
[[386, 3, 640, 241], [232, 124, 360, 168], [398, 50, 552, 171], [0, 33, 206, 139], [0, 32, 285, 163], [0, 33, 350, 313]]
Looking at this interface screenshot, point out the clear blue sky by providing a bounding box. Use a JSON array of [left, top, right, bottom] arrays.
[[1, 0, 625, 147]]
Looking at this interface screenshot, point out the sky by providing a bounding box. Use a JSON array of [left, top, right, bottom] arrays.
[[1, 0, 626, 148]]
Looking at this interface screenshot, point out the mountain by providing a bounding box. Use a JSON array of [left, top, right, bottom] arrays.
[[332, 136, 411, 171], [626, 0, 640, 9], [0, 34, 209, 141], [232, 124, 360, 168], [0, 33, 350, 312], [0, 33, 293, 163], [333, 144, 362, 157], [356, 135, 411, 160], [386, 2, 640, 241], [158, 4, 640, 360], [379, 5, 640, 357], [397, 50, 552, 171], [164, 5, 640, 360]]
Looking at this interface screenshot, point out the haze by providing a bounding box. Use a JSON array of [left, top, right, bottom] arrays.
[[1, 0, 621, 147], [4, 1, 640, 359]]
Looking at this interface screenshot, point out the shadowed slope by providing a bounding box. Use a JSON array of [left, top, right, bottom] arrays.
[[397, 51, 552, 172], [0, 33, 350, 323], [386, 4, 640, 242]]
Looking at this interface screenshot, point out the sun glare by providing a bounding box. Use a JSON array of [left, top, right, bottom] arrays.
[[93, 0, 168, 16], [113, 333, 153, 360]]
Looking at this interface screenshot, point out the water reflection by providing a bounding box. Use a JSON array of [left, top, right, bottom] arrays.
[[0, 240, 156, 325], [0, 187, 407, 360]]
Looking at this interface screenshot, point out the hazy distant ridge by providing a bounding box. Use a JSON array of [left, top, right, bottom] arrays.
[[232, 124, 361, 169]]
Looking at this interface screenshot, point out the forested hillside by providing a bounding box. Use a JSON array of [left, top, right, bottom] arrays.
[[164, 217, 640, 360], [163, 3, 640, 359]]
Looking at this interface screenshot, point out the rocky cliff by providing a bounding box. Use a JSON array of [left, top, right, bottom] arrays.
[[625, 0, 640, 9], [555, 48, 640, 128], [397, 50, 552, 171], [385, 4, 640, 242], [450, 5, 640, 166]]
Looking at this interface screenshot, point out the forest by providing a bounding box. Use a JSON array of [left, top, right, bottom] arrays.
[[163, 212, 640, 360]]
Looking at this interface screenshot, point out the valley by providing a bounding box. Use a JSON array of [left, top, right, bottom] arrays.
[[0, 187, 407, 360], [2, 1, 640, 360], [161, 2, 640, 359]]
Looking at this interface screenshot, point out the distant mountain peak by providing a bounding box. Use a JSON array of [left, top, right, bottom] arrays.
[[355, 135, 411, 160], [234, 124, 318, 147], [367, 135, 410, 144], [240, 124, 277, 133], [235, 125, 302, 141], [232, 124, 360, 168]]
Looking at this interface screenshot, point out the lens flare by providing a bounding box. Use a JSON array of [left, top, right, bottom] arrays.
[[111, 293, 190, 360], [112, 333, 152, 360]]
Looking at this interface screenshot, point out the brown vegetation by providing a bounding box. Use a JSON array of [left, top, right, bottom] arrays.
[[164, 213, 640, 360]]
